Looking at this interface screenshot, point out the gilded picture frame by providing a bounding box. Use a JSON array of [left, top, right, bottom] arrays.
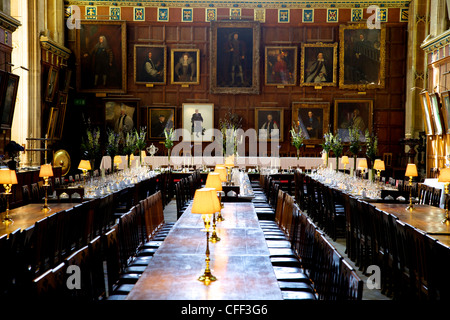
[[255, 107, 284, 142], [301, 42, 337, 87], [339, 24, 386, 90], [44, 66, 59, 102], [441, 91, 450, 135], [46, 107, 59, 140], [170, 49, 200, 85], [210, 20, 260, 94], [76, 20, 127, 93], [0, 73, 19, 130], [429, 92, 443, 135], [53, 92, 68, 140], [148, 106, 176, 140], [134, 44, 167, 85], [419, 90, 434, 136], [334, 99, 373, 143], [292, 101, 330, 145], [264, 46, 297, 86]]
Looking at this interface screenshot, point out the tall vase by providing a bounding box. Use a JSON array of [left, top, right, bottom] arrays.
[[110, 155, 115, 173], [353, 154, 357, 176], [336, 156, 339, 173], [167, 148, 171, 167], [326, 151, 329, 168], [296, 149, 300, 160]]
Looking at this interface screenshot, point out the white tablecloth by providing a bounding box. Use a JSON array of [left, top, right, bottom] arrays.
[[100, 155, 364, 171]]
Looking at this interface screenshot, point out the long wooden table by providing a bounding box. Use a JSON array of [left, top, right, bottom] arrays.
[[373, 203, 450, 235], [0, 202, 79, 237], [126, 202, 283, 300]]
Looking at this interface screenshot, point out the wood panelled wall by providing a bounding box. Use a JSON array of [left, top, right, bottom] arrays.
[[65, 9, 407, 168]]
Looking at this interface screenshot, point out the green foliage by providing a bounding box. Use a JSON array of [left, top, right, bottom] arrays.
[[365, 129, 378, 161], [81, 127, 101, 160]]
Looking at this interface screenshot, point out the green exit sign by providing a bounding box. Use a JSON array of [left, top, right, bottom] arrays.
[[74, 98, 86, 106]]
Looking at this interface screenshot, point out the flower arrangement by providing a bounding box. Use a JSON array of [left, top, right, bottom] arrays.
[[164, 127, 174, 162], [135, 127, 147, 165], [320, 132, 333, 168], [123, 131, 137, 168], [105, 129, 120, 172], [135, 127, 147, 150], [330, 133, 343, 158], [219, 111, 242, 157], [348, 125, 362, 173], [365, 129, 378, 163], [80, 127, 101, 167], [331, 133, 343, 172], [321, 132, 333, 153], [290, 123, 304, 159]]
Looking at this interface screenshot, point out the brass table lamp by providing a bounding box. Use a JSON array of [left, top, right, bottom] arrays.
[[341, 156, 349, 172], [224, 155, 235, 185], [0, 169, 17, 224], [205, 172, 223, 240], [191, 188, 221, 285], [113, 155, 122, 171], [405, 163, 418, 211], [438, 168, 450, 223], [39, 164, 54, 214], [373, 159, 385, 183], [78, 160, 91, 185], [358, 158, 368, 179]]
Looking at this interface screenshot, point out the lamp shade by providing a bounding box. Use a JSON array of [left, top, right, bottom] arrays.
[[191, 188, 221, 215], [341, 156, 349, 165], [438, 168, 450, 182], [224, 155, 235, 167], [358, 158, 368, 169], [0, 169, 17, 185], [39, 164, 54, 177], [373, 159, 385, 171], [78, 160, 91, 171], [214, 166, 227, 182], [205, 172, 223, 192], [130, 154, 135, 161], [405, 163, 418, 177], [113, 155, 122, 164]]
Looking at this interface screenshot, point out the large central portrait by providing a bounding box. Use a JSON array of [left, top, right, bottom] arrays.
[[210, 20, 260, 94]]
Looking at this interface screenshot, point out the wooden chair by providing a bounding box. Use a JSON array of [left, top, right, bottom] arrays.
[[30, 183, 40, 203], [430, 187, 442, 207], [22, 185, 31, 205], [64, 245, 93, 300], [33, 262, 67, 299], [338, 259, 363, 300], [88, 236, 106, 300]]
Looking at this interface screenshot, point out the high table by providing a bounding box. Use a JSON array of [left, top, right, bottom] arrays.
[[373, 203, 450, 235], [0, 202, 79, 237], [126, 202, 283, 300]]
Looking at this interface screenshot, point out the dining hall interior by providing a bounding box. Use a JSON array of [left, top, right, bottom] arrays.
[[0, 0, 450, 307]]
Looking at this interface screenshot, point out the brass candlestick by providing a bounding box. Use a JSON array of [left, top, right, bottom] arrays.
[[42, 178, 51, 214], [406, 176, 414, 212], [198, 216, 217, 285], [216, 191, 225, 221], [2, 185, 13, 224], [209, 213, 221, 243]]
